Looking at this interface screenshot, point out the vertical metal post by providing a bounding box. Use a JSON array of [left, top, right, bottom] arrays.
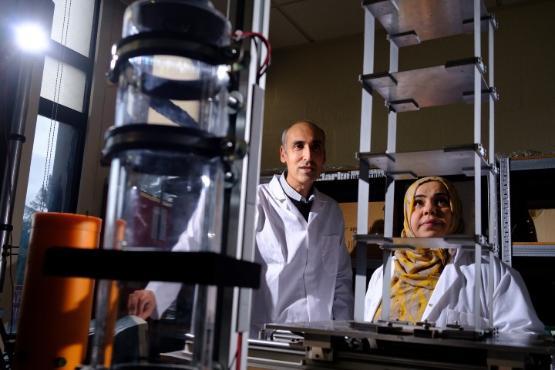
[[486, 17, 497, 328], [380, 39, 398, 322], [354, 9, 375, 321], [499, 157, 512, 266], [0, 57, 34, 292], [0, 0, 52, 294], [216, 1, 269, 369], [473, 0, 483, 332]]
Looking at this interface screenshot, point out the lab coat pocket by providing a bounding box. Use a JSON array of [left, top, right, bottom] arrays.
[[320, 235, 340, 276], [445, 309, 489, 328]]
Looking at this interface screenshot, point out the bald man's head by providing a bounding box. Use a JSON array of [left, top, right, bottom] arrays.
[[281, 121, 326, 148], [279, 120, 326, 197]]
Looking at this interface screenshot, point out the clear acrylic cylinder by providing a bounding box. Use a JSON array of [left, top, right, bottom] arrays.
[[89, 1, 232, 368]]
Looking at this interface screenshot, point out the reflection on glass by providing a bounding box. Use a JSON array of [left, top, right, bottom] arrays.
[[50, 0, 95, 56], [15, 116, 79, 326], [40, 57, 86, 112]]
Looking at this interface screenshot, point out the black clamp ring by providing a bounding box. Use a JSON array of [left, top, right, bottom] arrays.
[[107, 32, 240, 83]]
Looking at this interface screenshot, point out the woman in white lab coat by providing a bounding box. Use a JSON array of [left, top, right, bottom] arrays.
[[364, 176, 544, 334]]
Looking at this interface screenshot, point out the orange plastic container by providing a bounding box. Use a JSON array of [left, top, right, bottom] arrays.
[[14, 212, 101, 370]]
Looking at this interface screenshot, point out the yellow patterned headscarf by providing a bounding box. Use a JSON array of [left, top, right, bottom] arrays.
[[375, 177, 464, 323]]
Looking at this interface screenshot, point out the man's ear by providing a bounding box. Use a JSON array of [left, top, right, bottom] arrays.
[[279, 145, 286, 164]]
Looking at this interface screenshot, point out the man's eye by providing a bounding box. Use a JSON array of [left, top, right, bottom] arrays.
[[293, 143, 303, 150]]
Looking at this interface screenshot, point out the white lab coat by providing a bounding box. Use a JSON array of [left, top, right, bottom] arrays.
[[250, 175, 353, 336], [148, 175, 353, 335], [146, 186, 213, 319], [364, 249, 544, 334]]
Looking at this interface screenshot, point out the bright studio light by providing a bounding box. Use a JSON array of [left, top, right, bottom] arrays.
[[15, 23, 49, 53]]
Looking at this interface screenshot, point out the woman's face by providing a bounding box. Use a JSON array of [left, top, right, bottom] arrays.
[[409, 181, 453, 237]]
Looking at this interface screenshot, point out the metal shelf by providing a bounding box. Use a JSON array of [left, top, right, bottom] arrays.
[[363, 0, 491, 47], [355, 234, 489, 250], [512, 243, 555, 257], [509, 157, 555, 171], [357, 145, 491, 180], [360, 58, 497, 112]]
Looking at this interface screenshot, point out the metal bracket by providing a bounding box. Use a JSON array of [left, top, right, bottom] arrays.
[[305, 335, 333, 362]]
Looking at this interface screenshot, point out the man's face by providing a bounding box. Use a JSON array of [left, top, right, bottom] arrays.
[[280, 122, 325, 190]]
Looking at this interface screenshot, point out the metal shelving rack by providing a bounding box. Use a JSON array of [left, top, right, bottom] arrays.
[[354, 0, 499, 331], [499, 156, 555, 265]]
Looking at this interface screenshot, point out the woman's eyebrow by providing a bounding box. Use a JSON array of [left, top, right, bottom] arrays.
[[433, 192, 449, 197]]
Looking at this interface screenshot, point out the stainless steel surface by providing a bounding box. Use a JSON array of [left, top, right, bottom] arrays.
[[361, 59, 493, 112], [512, 244, 555, 257], [354, 10, 376, 322], [486, 19, 497, 327], [219, 2, 270, 369], [509, 157, 555, 171], [357, 147, 490, 179], [264, 320, 555, 354], [355, 235, 489, 250], [363, 0, 489, 46]]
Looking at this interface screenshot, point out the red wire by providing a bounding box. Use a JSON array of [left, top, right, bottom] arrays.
[[234, 30, 272, 77]]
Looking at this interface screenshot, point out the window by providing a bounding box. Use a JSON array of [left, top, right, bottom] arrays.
[[14, 0, 101, 326]]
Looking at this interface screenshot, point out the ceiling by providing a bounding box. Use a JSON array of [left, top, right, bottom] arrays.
[[264, 0, 540, 49], [122, 0, 542, 50]]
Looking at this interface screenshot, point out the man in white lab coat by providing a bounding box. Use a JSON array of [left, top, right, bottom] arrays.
[[250, 121, 353, 335], [129, 121, 353, 336]]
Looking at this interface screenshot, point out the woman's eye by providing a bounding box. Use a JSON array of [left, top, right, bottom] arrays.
[[436, 197, 449, 207], [414, 199, 423, 207]]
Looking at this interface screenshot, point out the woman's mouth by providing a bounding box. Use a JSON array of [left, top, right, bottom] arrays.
[[420, 219, 444, 227]]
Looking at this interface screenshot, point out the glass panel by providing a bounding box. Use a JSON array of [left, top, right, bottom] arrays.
[[40, 56, 86, 112], [50, 0, 95, 56], [15, 116, 80, 326]]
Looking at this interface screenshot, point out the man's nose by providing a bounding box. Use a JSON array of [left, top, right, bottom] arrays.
[[302, 145, 312, 160]]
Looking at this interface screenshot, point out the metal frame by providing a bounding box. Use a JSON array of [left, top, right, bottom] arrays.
[[499, 155, 555, 262], [354, 9, 375, 321], [356, 0, 498, 333], [499, 156, 512, 265], [45, 0, 102, 214], [215, 1, 270, 370]]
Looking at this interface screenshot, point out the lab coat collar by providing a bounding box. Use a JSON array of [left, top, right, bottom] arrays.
[[269, 175, 326, 204], [278, 172, 315, 203], [268, 175, 327, 224]]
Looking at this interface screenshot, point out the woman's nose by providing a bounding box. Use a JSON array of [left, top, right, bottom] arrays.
[[423, 202, 436, 215]]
